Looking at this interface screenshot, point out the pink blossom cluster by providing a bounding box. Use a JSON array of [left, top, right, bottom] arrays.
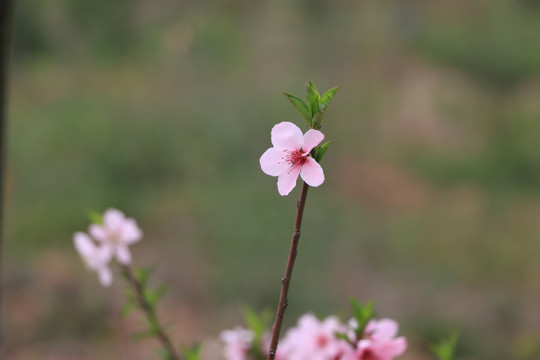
[[221, 313, 407, 360], [73, 208, 142, 286]]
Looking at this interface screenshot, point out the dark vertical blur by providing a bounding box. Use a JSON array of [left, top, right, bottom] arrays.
[[0, 0, 15, 345]]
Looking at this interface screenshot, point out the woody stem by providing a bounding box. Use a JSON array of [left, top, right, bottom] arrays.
[[266, 181, 310, 360]]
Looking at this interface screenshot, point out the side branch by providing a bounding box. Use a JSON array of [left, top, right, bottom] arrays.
[[121, 265, 182, 360], [267, 181, 310, 360]]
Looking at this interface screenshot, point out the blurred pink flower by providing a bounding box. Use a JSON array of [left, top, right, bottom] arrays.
[[260, 122, 325, 196], [342, 319, 407, 360], [73, 232, 113, 286], [89, 208, 142, 265], [220, 326, 255, 360], [280, 313, 349, 360]]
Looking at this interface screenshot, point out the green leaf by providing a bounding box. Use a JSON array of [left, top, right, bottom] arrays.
[[147, 284, 168, 307], [182, 344, 202, 360], [245, 308, 271, 338], [350, 299, 375, 339], [284, 93, 312, 126], [131, 327, 158, 341], [306, 80, 320, 116], [432, 333, 458, 360], [319, 86, 339, 109], [313, 141, 331, 163], [312, 110, 325, 130], [334, 331, 350, 343], [135, 267, 154, 288], [121, 300, 137, 317], [87, 209, 103, 224], [157, 347, 176, 360]]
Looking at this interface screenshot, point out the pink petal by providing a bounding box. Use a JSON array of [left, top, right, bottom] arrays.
[[302, 129, 324, 153], [97, 244, 113, 263], [97, 266, 113, 287], [277, 165, 301, 196], [300, 157, 324, 187], [89, 224, 108, 242], [271, 122, 303, 150], [116, 245, 132, 264], [103, 208, 125, 229], [371, 319, 398, 341], [374, 337, 407, 359], [74, 232, 94, 258], [260, 148, 290, 176], [121, 219, 142, 244]]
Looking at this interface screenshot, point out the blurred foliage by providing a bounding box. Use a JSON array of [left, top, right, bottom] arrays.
[[4, 0, 540, 359]]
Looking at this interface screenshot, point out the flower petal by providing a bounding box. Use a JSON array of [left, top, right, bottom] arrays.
[[103, 208, 125, 230], [277, 165, 301, 196], [300, 157, 324, 187], [371, 319, 398, 341], [116, 245, 132, 265], [121, 219, 142, 244], [74, 232, 95, 258], [97, 266, 113, 287], [271, 122, 303, 150], [302, 129, 324, 153], [89, 224, 108, 242], [260, 148, 290, 176], [373, 337, 407, 358]]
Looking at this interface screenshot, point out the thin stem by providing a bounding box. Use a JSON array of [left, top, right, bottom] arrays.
[[267, 181, 310, 360], [121, 265, 182, 360], [0, 0, 15, 345]]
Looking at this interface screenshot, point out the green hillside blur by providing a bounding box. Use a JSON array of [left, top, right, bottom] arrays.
[[4, 1, 540, 359]]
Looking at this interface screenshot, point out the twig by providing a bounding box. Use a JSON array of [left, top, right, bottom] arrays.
[[121, 265, 182, 360], [267, 181, 310, 360]]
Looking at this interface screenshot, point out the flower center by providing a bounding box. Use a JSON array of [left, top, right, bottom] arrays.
[[284, 149, 308, 168], [316, 334, 329, 348], [362, 349, 382, 360]]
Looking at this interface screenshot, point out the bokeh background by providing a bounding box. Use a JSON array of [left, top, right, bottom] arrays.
[[3, 0, 540, 359]]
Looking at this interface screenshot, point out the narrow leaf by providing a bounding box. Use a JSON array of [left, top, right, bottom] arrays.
[[432, 333, 458, 360], [121, 301, 137, 317], [182, 344, 202, 360], [131, 327, 158, 341], [306, 80, 320, 116], [313, 141, 331, 163], [157, 347, 175, 360], [320, 86, 339, 109], [87, 209, 103, 224], [135, 267, 154, 288], [245, 308, 271, 338], [284, 93, 312, 126], [312, 110, 325, 130], [350, 298, 375, 339], [334, 331, 350, 343], [147, 284, 168, 307]]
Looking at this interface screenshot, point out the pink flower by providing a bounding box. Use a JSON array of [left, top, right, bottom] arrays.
[[280, 313, 349, 360], [220, 326, 255, 360], [260, 122, 325, 196], [342, 319, 407, 360], [89, 208, 142, 265], [74, 232, 113, 286]]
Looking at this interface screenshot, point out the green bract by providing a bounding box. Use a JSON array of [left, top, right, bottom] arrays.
[[432, 333, 458, 360], [284, 80, 339, 130]]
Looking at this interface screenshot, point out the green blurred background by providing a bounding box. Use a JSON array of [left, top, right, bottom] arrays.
[[3, 0, 540, 359]]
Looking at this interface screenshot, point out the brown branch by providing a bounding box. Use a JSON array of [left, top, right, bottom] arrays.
[[267, 181, 310, 360], [121, 265, 182, 360]]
